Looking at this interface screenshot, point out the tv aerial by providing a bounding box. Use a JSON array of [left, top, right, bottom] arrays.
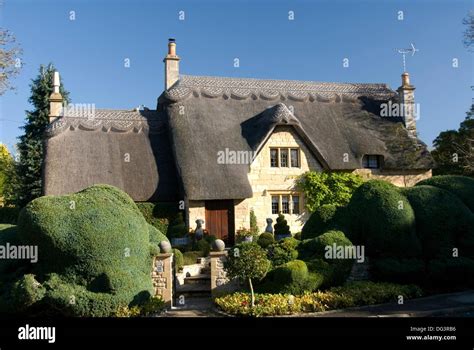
[[396, 43, 419, 72]]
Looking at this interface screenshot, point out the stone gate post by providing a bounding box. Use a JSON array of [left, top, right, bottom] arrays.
[[152, 253, 173, 308]]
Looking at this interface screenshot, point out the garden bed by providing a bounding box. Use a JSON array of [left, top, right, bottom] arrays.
[[214, 281, 423, 317]]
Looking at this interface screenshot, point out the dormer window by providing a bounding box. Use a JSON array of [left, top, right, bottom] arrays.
[[270, 147, 301, 168], [362, 155, 382, 169]]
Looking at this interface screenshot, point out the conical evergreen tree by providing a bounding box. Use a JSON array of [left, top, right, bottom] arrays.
[[274, 213, 291, 236], [15, 64, 69, 207]]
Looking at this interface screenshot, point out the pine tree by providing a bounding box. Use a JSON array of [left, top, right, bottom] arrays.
[[274, 213, 291, 236], [15, 64, 69, 207]]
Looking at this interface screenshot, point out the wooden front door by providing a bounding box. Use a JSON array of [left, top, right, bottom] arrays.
[[205, 200, 235, 246]]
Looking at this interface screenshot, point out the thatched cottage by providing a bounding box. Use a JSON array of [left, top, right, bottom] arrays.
[[43, 39, 433, 244]]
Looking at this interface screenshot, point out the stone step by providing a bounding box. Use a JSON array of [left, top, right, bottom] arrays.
[[200, 267, 211, 275], [175, 284, 212, 299], [184, 274, 211, 285]]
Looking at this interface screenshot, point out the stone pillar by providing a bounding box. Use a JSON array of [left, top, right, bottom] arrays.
[[152, 253, 173, 308], [210, 251, 236, 296]]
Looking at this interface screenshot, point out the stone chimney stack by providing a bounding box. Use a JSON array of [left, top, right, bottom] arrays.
[[397, 72, 417, 138], [163, 38, 180, 90], [49, 71, 63, 123]]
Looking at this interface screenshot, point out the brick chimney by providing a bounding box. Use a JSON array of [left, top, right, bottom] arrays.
[[49, 71, 63, 123], [397, 72, 417, 138], [163, 38, 180, 90]]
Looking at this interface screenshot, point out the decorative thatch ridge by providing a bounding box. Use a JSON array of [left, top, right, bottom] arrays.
[[164, 75, 397, 102], [46, 109, 165, 137]]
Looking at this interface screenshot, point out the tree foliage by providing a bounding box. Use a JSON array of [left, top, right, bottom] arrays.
[[463, 10, 474, 51], [0, 28, 22, 95], [14, 64, 69, 207], [225, 242, 270, 307], [0, 144, 17, 206], [297, 171, 364, 212], [431, 104, 474, 177]]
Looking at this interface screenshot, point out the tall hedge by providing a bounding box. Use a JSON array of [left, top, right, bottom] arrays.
[[417, 175, 474, 213], [345, 180, 421, 258], [6, 184, 167, 316], [402, 185, 474, 259]]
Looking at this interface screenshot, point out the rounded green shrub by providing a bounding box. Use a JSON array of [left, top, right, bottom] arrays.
[[257, 232, 274, 248], [148, 224, 169, 246], [371, 258, 425, 284], [403, 185, 474, 259], [258, 259, 321, 294], [417, 175, 474, 212], [345, 180, 421, 258], [14, 184, 158, 316], [172, 248, 184, 271], [195, 239, 211, 256], [267, 237, 299, 266], [301, 204, 337, 240], [12, 274, 46, 311]]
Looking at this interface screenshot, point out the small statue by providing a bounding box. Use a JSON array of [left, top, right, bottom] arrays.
[[265, 218, 273, 234], [195, 219, 204, 240]]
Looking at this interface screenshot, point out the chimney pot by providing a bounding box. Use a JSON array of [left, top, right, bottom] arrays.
[[401, 72, 410, 86], [164, 38, 180, 90]]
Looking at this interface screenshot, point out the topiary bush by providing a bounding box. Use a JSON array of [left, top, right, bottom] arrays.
[[173, 248, 184, 271], [167, 212, 187, 239], [417, 175, 474, 212], [183, 251, 202, 265], [7, 184, 167, 317], [257, 232, 274, 249], [258, 259, 321, 295], [371, 258, 425, 284], [402, 185, 474, 259], [195, 239, 211, 257], [267, 237, 299, 266], [345, 180, 421, 258], [136, 202, 174, 235], [274, 213, 291, 237], [225, 242, 271, 307], [301, 204, 337, 240]]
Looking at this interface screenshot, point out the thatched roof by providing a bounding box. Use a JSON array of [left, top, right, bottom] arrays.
[[43, 74, 433, 202], [161, 75, 433, 200], [43, 109, 179, 201]]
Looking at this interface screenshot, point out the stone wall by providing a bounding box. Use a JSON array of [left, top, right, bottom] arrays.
[[210, 251, 238, 295], [353, 169, 432, 187], [242, 126, 322, 233]]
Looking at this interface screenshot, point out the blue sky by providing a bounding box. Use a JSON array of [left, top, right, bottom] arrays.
[[0, 0, 472, 154]]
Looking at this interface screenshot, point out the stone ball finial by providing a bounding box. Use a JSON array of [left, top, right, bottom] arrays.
[[212, 239, 225, 252], [159, 241, 172, 254]]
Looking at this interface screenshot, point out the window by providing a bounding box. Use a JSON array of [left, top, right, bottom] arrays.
[[362, 155, 381, 169], [292, 195, 300, 214], [270, 194, 301, 215], [280, 149, 289, 167], [281, 195, 290, 214], [290, 148, 300, 167], [270, 149, 279, 167], [269, 147, 300, 168], [271, 196, 279, 214]]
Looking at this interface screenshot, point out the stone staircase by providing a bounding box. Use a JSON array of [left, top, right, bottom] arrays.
[[175, 257, 211, 300]]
